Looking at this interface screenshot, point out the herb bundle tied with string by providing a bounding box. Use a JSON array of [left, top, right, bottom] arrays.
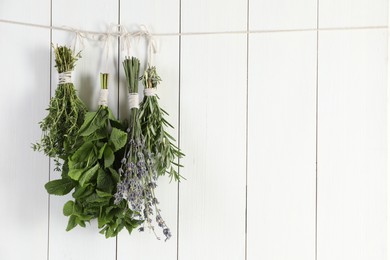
[[33, 45, 86, 169], [60, 73, 141, 237], [139, 66, 184, 182], [114, 57, 171, 241]]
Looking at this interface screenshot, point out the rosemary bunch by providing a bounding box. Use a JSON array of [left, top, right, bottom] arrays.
[[114, 57, 171, 241], [139, 66, 184, 182], [33, 45, 86, 169]]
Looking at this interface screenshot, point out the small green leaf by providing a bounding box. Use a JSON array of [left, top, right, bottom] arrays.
[[71, 142, 95, 163], [45, 178, 75, 196], [108, 168, 120, 182], [63, 201, 74, 216], [109, 128, 127, 152], [97, 169, 113, 192], [78, 112, 98, 136], [104, 146, 115, 168], [66, 215, 77, 231], [96, 190, 112, 198], [68, 168, 84, 181], [79, 164, 99, 187], [98, 143, 107, 159]]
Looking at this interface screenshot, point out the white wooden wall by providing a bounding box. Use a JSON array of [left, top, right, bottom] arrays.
[[0, 0, 387, 260]]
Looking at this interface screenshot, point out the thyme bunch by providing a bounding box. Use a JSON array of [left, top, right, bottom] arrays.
[[139, 66, 184, 182], [33, 45, 86, 169]]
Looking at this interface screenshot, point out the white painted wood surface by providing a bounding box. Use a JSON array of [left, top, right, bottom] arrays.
[[181, 0, 247, 32], [0, 1, 388, 260], [0, 22, 50, 260], [317, 29, 387, 260], [250, 0, 317, 30], [49, 1, 119, 260], [179, 34, 247, 260], [319, 0, 388, 28], [247, 31, 317, 260]]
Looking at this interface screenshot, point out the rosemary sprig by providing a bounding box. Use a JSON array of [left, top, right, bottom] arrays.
[[139, 66, 184, 182]]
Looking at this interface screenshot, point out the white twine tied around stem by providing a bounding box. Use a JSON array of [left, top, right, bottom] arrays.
[[58, 71, 72, 84], [128, 93, 139, 109], [144, 88, 156, 97], [98, 89, 109, 107]]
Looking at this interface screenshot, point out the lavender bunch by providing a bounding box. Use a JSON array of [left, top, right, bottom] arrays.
[[114, 57, 171, 241]]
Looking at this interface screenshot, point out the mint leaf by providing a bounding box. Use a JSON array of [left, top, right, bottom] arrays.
[[104, 146, 114, 168], [97, 169, 113, 192], [109, 128, 127, 152], [45, 178, 75, 195], [63, 200, 74, 216], [66, 215, 77, 231], [68, 168, 84, 181], [79, 164, 99, 187]]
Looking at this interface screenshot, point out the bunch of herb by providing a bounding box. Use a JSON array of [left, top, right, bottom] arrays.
[[139, 66, 184, 182], [114, 57, 171, 241], [33, 45, 86, 170], [45, 73, 141, 238]]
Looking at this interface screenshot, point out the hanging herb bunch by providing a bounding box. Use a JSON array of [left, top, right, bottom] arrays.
[[33, 45, 86, 169], [114, 57, 172, 241], [63, 73, 141, 237], [139, 66, 184, 181]]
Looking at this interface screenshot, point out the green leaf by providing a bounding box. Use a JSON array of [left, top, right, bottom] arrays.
[[96, 190, 112, 198], [66, 215, 77, 231], [71, 142, 95, 164], [98, 143, 107, 159], [45, 178, 75, 195], [72, 184, 94, 199], [63, 200, 74, 216], [79, 109, 107, 137], [109, 128, 127, 152], [68, 168, 85, 181], [108, 168, 120, 182], [79, 164, 99, 187], [78, 112, 97, 135], [104, 146, 115, 168], [108, 108, 118, 122], [97, 169, 113, 192]]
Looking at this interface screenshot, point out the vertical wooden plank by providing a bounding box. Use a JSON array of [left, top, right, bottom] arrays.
[[181, 0, 246, 32], [249, 0, 317, 30], [179, 34, 247, 260], [0, 24, 50, 260], [247, 31, 317, 260], [49, 1, 119, 260], [118, 1, 180, 259], [317, 29, 387, 260], [319, 0, 388, 28]]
